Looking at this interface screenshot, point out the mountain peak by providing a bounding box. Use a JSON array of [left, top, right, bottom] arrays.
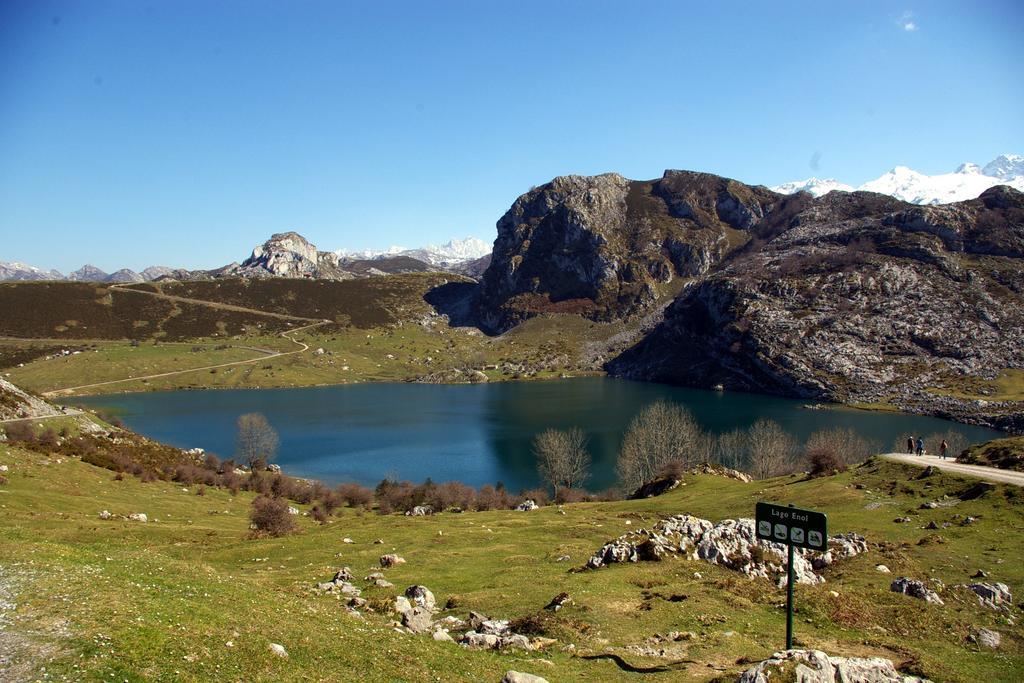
[[956, 162, 983, 175]]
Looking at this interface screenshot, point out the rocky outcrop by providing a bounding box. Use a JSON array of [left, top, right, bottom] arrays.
[[585, 514, 865, 587], [890, 577, 944, 605], [224, 232, 353, 280], [608, 186, 1024, 432], [477, 171, 777, 332], [737, 649, 932, 683]]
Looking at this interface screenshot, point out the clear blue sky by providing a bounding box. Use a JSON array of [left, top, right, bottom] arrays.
[[1, 1, 1022, 272]]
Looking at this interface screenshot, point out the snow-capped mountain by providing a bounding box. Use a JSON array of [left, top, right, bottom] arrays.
[[335, 237, 490, 266], [771, 154, 1024, 205], [0, 261, 63, 281]]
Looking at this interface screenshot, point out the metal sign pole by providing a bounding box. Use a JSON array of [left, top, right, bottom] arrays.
[[785, 541, 794, 650]]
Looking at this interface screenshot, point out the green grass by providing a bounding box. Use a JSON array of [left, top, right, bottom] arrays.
[[1, 448, 1021, 682]]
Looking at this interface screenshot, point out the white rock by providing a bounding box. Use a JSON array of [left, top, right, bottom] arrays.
[[875, 565, 891, 573], [268, 642, 288, 658], [128, 513, 148, 523]]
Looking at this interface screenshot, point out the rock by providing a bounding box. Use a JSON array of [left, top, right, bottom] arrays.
[[961, 516, 978, 526], [920, 501, 940, 510], [502, 671, 549, 683], [333, 567, 354, 583], [266, 463, 281, 473], [894, 517, 912, 523], [467, 611, 488, 631], [555, 555, 571, 562], [0, 464, 8, 472], [890, 577, 944, 605], [461, 632, 501, 649], [365, 571, 385, 581], [962, 582, 1012, 609], [342, 537, 354, 544], [479, 619, 511, 636], [516, 499, 539, 511], [393, 596, 413, 615], [287, 506, 299, 515], [406, 505, 433, 516], [925, 521, 940, 530], [348, 597, 367, 609], [971, 569, 988, 578], [99, 510, 113, 520], [971, 628, 1001, 649], [544, 592, 571, 612], [629, 476, 681, 499], [876, 565, 891, 573], [737, 649, 932, 683], [499, 634, 533, 651], [404, 585, 436, 612], [373, 538, 384, 544], [380, 554, 406, 568], [432, 629, 454, 643], [128, 513, 148, 523], [696, 518, 821, 587], [373, 579, 394, 588], [402, 608, 434, 634], [268, 643, 288, 658]]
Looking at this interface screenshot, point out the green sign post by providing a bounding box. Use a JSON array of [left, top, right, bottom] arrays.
[[755, 502, 828, 650]]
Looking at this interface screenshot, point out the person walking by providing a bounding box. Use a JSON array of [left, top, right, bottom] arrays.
[[916, 437, 925, 456], [940, 439, 949, 460], [906, 436, 915, 454]]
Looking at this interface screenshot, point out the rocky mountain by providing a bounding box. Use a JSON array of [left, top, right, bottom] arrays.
[[0, 262, 63, 281], [773, 154, 1024, 205], [476, 171, 777, 332], [67, 264, 110, 282], [606, 184, 1024, 431]]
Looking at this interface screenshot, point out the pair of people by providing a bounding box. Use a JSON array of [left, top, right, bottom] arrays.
[[907, 436, 924, 456]]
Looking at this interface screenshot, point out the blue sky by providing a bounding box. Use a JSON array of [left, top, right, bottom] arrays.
[[1, 1, 1022, 272]]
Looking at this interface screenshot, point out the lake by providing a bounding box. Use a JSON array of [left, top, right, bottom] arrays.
[[71, 378, 1004, 491]]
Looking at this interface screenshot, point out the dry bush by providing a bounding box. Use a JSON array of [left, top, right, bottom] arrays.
[[805, 427, 873, 471], [4, 421, 35, 443], [337, 482, 374, 508], [249, 495, 296, 537], [924, 430, 967, 458], [310, 503, 329, 524], [235, 412, 279, 471], [554, 487, 589, 504], [519, 487, 550, 507], [428, 481, 476, 511], [534, 427, 591, 494], [474, 484, 511, 511], [714, 428, 747, 470], [807, 447, 847, 478]]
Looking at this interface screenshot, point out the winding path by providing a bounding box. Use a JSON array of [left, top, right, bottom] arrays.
[[880, 452, 1024, 487]]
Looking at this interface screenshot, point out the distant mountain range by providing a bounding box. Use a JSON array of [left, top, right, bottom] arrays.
[[0, 236, 492, 283], [772, 154, 1024, 204]]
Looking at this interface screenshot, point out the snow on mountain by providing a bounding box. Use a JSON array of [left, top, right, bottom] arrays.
[[768, 178, 854, 197], [0, 261, 64, 281], [335, 237, 491, 265], [771, 154, 1024, 205], [983, 154, 1024, 181]]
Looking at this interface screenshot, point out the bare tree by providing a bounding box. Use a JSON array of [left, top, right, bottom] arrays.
[[747, 419, 796, 479], [804, 426, 872, 477], [714, 428, 748, 470], [534, 427, 590, 494], [925, 430, 967, 459], [617, 402, 705, 492], [236, 412, 279, 471]]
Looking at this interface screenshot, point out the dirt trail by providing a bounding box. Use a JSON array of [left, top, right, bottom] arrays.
[[881, 452, 1024, 487], [109, 283, 323, 322]]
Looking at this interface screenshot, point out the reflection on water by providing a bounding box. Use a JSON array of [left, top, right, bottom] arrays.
[[73, 378, 1004, 491]]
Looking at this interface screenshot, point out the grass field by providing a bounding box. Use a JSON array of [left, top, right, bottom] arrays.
[[1, 440, 1021, 682]]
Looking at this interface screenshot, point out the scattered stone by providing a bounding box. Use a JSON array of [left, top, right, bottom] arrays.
[[268, 643, 288, 658], [876, 564, 891, 573], [555, 555, 571, 562], [402, 607, 434, 634], [925, 521, 940, 530], [516, 499, 539, 512], [365, 572, 385, 581], [502, 671, 549, 683], [266, 463, 282, 473], [920, 501, 939, 510], [380, 554, 406, 568], [406, 505, 434, 516], [333, 567, 353, 583], [737, 649, 932, 683], [972, 570, 988, 579], [373, 579, 394, 588], [432, 629, 454, 643], [343, 537, 354, 544], [128, 513, 148, 523], [374, 538, 384, 544], [961, 582, 1012, 610], [890, 577, 944, 605], [970, 628, 1001, 649], [894, 517, 912, 523], [99, 510, 113, 520], [544, 592, 571, 612], [287, 506, 299, 515], [348, 597, 367, 609], [961, 516, 978, 526]]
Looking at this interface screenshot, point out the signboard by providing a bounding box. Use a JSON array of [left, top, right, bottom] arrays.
[[755, 502, 828, 551]]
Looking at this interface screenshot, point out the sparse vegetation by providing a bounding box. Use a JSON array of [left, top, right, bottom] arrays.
[[249, 495, 296, 536], [617, 402, 706, 491], [533, 426, 591, 494]]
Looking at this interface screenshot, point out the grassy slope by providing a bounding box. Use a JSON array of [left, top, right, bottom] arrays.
[[959, 436, 1024, 472], [1, 447, 1021, 682]]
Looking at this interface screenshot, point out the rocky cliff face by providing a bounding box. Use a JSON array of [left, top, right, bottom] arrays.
[[476, 171, 777, 332], [607, 186, 1024, 431]]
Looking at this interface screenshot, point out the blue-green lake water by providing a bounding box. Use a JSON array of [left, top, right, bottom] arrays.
[[71, 378, 1004, 491]]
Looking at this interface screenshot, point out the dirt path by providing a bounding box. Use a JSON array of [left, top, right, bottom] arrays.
[[0, 409, 85, 425], [881, 452, 1024, 487], [41, 321, 327, 398], [109, 283, 323, 322]]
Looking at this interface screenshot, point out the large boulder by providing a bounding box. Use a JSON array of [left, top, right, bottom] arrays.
[[696, 519, 822, 587], [961, 582, 1012, 609]]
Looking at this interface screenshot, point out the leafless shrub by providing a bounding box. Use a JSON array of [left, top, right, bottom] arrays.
[[714, 428, 748, 470], [804, 427, 873, 473], [925, 430, 968, 458], [249, 495, 296, 537], [336, 482, 374, 509]]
